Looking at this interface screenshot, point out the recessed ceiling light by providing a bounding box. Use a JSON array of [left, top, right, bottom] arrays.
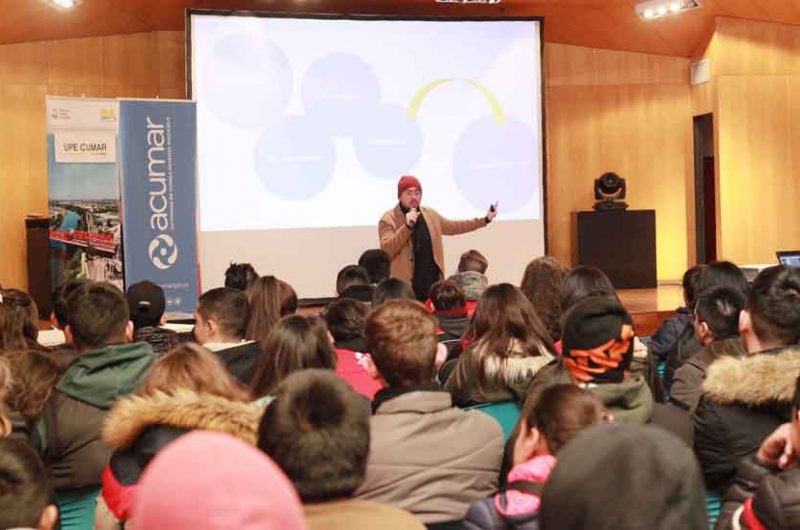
[[48, 0, 82, 9], [635, 0, 701, 21]]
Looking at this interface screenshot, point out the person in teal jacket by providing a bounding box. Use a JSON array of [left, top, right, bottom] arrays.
[[33, 282, 154, 530]]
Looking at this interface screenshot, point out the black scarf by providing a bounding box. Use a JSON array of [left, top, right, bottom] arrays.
[[400, 204, 441, 301], [371, 382, 443, 414]]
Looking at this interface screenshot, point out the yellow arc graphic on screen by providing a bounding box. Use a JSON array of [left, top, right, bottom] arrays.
[[407, 79, 506, 125]]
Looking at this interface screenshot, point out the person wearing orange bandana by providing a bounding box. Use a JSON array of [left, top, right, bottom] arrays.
[[560, 295, 653, 425]]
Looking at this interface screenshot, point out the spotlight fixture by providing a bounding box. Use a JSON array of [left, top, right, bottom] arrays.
[[593, 172, 628, 212], [636, 0, 700, 20], [48, 0, 81, 9]]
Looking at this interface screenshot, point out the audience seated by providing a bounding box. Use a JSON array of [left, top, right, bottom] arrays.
[[445, 284, 555, 406], [356, 300, 503, 524], [96, 343, 257, 529], [0, 288, 42, 351], [359, 249, 391, 286], [224, 262, 259, 292], [372, 277, 415, 306], [249, 315, 336, 406], [429, 280, 470, 362], [665, 261, 749, 390], [245, 275, 298, 352], [129, 431, 306, 530], [519, 256, 569, 343], [322, 298, 383, 399], [6, 247, 800, 530], [4, 350, 63, 441], [694, 265, 800, 495], [539, 423, 707, 530], [258, 369, 424, 530], [125, 281, 179, 356], [670, 286, 747, 414], [448, 249, 489, 312], [463, 384, 606, 530], [716, 374, 800, 530], [33, 282, 154, 530], [337, 264, 374, 302], [0, 438, 59, 530], [648, 264, 703, 377], [194, 287, 261, 385]]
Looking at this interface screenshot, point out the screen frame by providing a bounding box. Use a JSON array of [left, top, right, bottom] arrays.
[[186, 9, 549, 301]]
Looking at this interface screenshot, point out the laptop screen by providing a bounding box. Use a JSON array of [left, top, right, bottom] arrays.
[[776, 251, 800, 269]]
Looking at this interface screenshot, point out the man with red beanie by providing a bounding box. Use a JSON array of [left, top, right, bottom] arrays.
[[379, 175, 496, 300]]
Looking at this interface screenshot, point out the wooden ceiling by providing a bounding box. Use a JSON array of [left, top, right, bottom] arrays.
[[5, 0, 800, 57]]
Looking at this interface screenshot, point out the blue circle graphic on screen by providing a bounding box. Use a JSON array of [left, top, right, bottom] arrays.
[[203, 33, 293, 128], [254, 116, 335, 200], [354, 103, 423, 180], [453, 116, 538, 212], [302, 53, 381, 137]]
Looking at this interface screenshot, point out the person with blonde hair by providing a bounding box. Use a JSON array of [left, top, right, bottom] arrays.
[[95, 343, 261, 529]]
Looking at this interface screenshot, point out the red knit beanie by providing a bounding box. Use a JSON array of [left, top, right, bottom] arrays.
[[397, 175, 422, 198]]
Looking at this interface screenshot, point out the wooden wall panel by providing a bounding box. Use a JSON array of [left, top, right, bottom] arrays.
[[708, 18, 800, 265], [0, 31, 185, 290], [545, 44, 692, 281], [714, 17, 800, 76]]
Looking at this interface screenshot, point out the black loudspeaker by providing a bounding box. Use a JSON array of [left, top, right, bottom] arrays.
[[575, 210, 657, 289], [26, 216, 53, 319]]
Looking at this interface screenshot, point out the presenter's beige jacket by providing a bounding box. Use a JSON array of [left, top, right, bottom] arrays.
[[378, 204, 486, 283]]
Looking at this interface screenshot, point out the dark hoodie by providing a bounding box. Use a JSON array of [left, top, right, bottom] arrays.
[[435, 311, 471, 362], [36, 342, 154, 492]]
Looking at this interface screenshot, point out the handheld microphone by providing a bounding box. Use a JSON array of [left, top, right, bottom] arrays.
[[408, 208, 418, 228]]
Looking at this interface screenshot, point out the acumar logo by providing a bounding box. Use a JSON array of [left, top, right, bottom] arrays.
[[146, 115, 177, 269], [148, 234, 178, 270]]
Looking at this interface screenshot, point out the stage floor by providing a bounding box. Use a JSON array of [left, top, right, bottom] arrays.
[[618, 284, 683, 336], [618, 284, 683, 314]]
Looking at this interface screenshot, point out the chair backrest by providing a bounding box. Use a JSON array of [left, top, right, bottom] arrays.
[[466, 401, 521, 442], [56, 487, 101, 530], [706, 491, 721, 530]]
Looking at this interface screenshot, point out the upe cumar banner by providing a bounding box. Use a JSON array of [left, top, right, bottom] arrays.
[[119, 100, 198, 319]]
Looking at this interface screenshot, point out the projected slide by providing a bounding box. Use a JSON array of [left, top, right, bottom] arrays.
[[192, 16, 542, 231]]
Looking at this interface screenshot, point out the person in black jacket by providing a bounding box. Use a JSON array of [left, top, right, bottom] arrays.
[[716, 374, 800, 530], [649, 264, 703, 392], [125, 280, 179, 356], [694, 265, 800, 495], [194, 287, 262, 385]]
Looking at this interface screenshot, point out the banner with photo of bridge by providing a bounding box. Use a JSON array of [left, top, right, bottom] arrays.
[[46, 97, 124, 291]]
